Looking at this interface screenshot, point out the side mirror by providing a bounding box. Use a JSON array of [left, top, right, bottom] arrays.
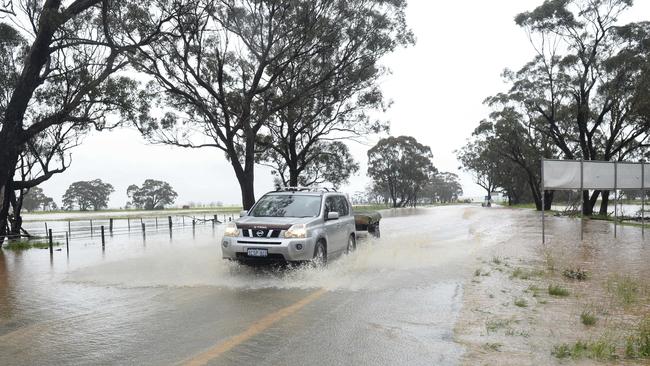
[[327, 211, 339, 220], [239, 210, 248, 217]]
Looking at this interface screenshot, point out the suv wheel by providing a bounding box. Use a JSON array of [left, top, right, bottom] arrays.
[[313, 240, 327, 266], [346, 234, 356, 254]]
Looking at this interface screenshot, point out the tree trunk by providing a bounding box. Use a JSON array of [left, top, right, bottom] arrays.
[[582, 190, 600, 216], [599, 190, 610, 216], [289, 167, 299, 187], [544, 190, 553, 211], [0, 142, 20, 245]]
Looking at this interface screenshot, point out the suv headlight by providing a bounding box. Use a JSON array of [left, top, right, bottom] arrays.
[[223, 222, 239, 237], [284, 224, 307, 239]]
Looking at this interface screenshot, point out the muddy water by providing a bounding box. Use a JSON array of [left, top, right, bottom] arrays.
[[0, 205, 511, 365]]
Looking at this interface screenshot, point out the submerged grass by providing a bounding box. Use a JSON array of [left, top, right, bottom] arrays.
[[625, 317, 650, 359], [607, 275, 641, 306], [548, 284, 570, 297], [2, 240, 61, 250], [514, 298, 528, 308], [580, 310, 597, 326]]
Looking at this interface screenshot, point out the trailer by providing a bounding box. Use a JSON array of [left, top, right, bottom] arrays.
[[353, 211, 381, 238]]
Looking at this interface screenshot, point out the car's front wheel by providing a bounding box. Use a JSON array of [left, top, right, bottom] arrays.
[[312, 240, 327, 266], [346, 234, 356, 254]]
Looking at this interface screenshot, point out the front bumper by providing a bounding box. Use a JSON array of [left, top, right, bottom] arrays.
[[221, 235, 317, 262]]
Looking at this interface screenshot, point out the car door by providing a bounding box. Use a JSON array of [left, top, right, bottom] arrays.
[[323, 196, 346, 254], [337, 195, 355, 238]]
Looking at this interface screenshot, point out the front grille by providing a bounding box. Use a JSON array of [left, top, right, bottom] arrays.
[[236, 252, 286, 261], [241, 228, 282, 238], [237, 240, 282, 245]]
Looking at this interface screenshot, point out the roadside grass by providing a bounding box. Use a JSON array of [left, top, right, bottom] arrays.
[[552, 339, 617, 361], [514, 298, 528, 308], [607, 275, 642, 306], [548, 284, 570, 297], [563, 268, 588, 281], [525, 285, 541, 297], [2, 240, 61, 250], [474, 268, 490, 277], [541, 248, 556, 271], [625, 317, 650, 359], [486, 318, 517, 334], [511, 267, 545, 280], [482, 342, 502, 352], [491, 256, 503, 265], [580, 310, 597, 326]]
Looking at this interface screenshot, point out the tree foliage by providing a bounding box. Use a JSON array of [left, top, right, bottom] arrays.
[[460, 0, 650, 213], [367, 136, 436, 208], [22, 187, 54, 211], [63, 179, 114, 211], [127, 179, 178, 210], [0, 0, 171, 243], [133, 0, 412, 209]]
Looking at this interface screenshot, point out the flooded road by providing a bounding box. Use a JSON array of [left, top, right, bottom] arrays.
[[1, 205, 509, 365]]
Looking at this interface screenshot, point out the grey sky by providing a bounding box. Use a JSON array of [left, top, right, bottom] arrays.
[[37, 0, 650, 208]]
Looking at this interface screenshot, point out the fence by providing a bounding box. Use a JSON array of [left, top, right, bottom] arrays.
[[6, 212, 238, 253]]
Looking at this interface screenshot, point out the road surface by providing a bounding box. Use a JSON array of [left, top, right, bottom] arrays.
[[0, 205, 511, 365]]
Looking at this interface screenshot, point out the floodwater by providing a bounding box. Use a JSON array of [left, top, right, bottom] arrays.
[[1, 206, 528, 365]]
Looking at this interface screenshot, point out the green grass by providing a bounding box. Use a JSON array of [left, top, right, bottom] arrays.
[[607, 275, 641, 305], [491, 256, 503, 265], [625, 317, 650, 359], [514, 298, 528, 308], [552, 339, 617, 361], [2, 240, 61, 250], [548, 284, 570, 297], [580, 310, 597, 326], [511, 267, 544, 280], [485, 318, 516, 334]]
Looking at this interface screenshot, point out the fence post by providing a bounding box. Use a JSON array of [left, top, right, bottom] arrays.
[[65, 232, 69, 254], [213, 215, 217, 226], [127, 217, 131, 231], [155, 217, 158, 229], [101, 226, 105, 247], [182, 216, 185, 226], [68, 220, 71, 235], [168, 216, 173, 231], [44, 222, 48, 236], [142, 222, 146, 239], [109, 218, 114, 232], [90, 219, 93, 236], [48, 229, 53, 255]]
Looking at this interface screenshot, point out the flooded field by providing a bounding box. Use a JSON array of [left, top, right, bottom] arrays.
[[2, 205, 646, 365]]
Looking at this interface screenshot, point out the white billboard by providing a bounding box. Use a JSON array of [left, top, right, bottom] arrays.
[[543, 160, 648, 190]]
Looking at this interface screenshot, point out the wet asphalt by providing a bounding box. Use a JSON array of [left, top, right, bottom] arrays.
[[0, 205, 506, 365]]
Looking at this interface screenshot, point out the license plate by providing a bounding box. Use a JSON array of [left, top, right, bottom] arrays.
[[247, 248, 268, 257]]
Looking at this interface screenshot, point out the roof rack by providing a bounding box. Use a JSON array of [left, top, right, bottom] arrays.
[[275, 186, 337, 193]]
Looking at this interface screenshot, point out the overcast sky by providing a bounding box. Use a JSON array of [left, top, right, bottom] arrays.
[[37, 0, 650, 208]]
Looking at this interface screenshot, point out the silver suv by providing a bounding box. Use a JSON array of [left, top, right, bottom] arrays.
[[221, 188, 356, 264]]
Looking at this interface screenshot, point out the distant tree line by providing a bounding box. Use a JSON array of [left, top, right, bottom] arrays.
[[365, 136, 463, 208], [457, 0, 650, 214]]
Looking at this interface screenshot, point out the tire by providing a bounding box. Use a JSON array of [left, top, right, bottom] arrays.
[[312, 240, 327, 266], [369, 223, 380, 238], [346, 234, 356, 254]]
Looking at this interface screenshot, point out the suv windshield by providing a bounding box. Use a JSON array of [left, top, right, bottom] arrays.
[[249, 194, 322, 217]]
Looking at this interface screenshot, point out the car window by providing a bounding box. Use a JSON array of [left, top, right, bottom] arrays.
[[335, 196, 349, 216], [324, 197, 336, 216], [249, 194, 322, 217]]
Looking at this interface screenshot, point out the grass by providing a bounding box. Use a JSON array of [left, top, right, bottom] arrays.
[[514, 298, 528, 307], [548, 284, 570, 297], [580, 310, 597, 326], [511, 267, 544, 280], [563, 268, 589, 281], [485, 318, 516, 334], [2, 240, 61, 250], [625, 317, 650, 359], [552, 339, 617, 361], [491, 256, 503, 265], [482, 342, 502, 352], [607, 275, 641, 305], [541, 248, 556, 271]]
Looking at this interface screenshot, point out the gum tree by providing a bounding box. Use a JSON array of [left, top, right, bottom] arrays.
[[0, 0, 172, 243], [132, 0, 412, 209]]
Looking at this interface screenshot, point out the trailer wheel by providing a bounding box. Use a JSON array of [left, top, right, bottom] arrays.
[[368, 223, 380, 238]]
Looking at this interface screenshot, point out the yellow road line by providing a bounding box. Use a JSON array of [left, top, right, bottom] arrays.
[[182, 288, 327, 366]]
